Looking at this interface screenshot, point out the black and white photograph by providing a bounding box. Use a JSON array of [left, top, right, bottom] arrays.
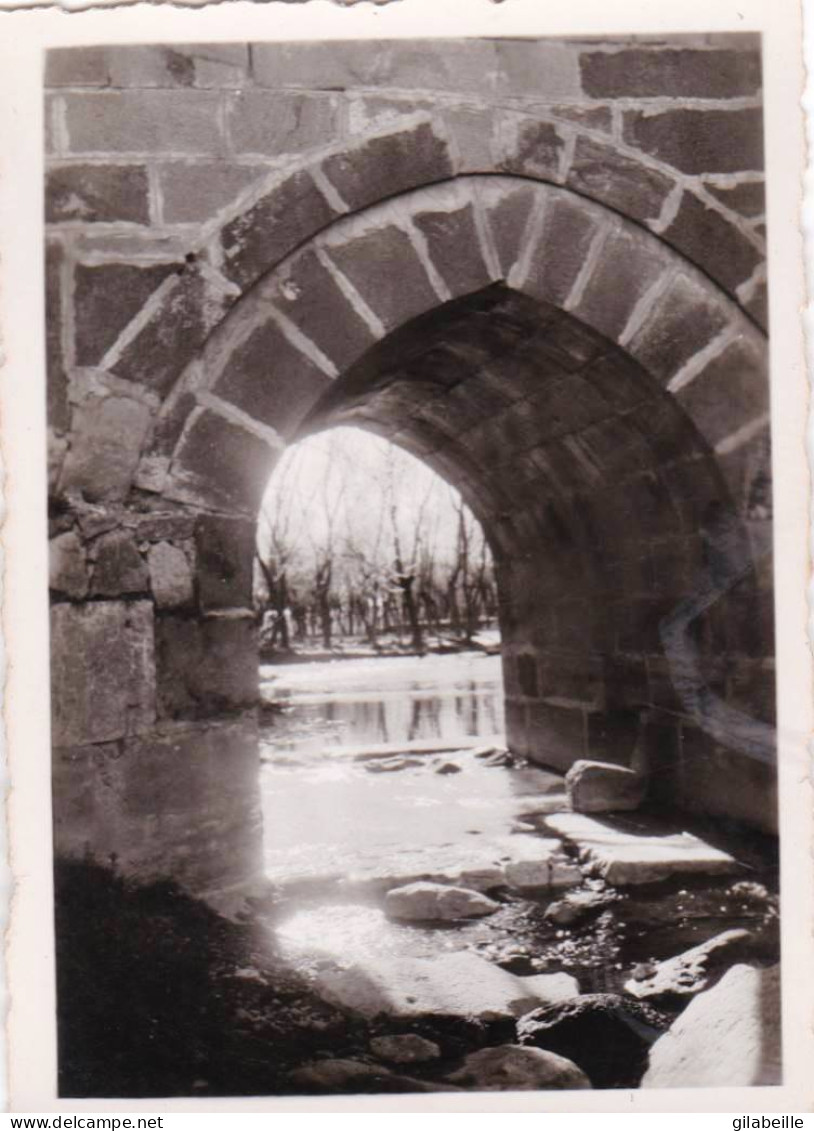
[[1, 0, 812, 1112]]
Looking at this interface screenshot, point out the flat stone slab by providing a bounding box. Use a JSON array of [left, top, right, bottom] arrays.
[[543, 813, 738, 884], [337, 834, 576, 894], [314, 951, 579, 1021]]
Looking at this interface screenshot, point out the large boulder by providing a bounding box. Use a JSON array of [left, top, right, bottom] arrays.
[[517, 993, 670, 1088], [315, 951, 579, 1021], [625, 928, 755, 1003], [641, 964, 781, 1088], [447, 1045, 591, 1091], [385, 882, 499, 921], [565, 760, 646, 814]]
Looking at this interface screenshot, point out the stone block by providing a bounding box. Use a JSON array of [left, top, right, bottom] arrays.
[[213, 318, 332, 436], [147, 542, 194, 608], [63, 90, 226, 155], [565, 759, 646, 813], [525, 700, 587, 772], [626, 271, 731, 384], [49, 531, 89, 598], [534, 310, 607, 375], [165, 409, 275, 514], [45, 241, 69, 432], [495, 39, 581, 99], [320, 120, 455, 214], [58, 393, 153, 503], [663, 192, 764, 294], [90, 529, 149, 597], [227, 90, 337, 156], [220, 169, 338, 290], [194, 513, 255, 611], [116, 718, 263, 894], [744, 280, 769, 330], [346, 95, 435, 136], [127, 510, 197, 542], [566, 136, 675, 224], [675, 725, 777, 833], [103, 45, 250, 89], [252, 38, 497, 96], [641, 965, 780, 1087], [521, 195, 599, 309], [46, 164, 150, 225], [326, 226, 439, 333], [574, 228, 670, 343], [483, 184, 537, 279], [46, 46, 110, 88], [50, 600, 155, 746], [580, 47, 762, 99], [157, 162, 260, 225], [675, 337, 768, 449], [501, 117, 565, 181], [274, 249, 376, 373], [412, 202, 493, 297], [110, 268, 211, 395], [442, 107, 497, 173], [155, 614, 257, 719], [74, 263, 176, 367], [705, 179, 766, 219], [623, 107, 764, 176], [584, 351, 653, 411]]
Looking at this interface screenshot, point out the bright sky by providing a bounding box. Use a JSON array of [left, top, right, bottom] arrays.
[[257, 426, 485, 568]]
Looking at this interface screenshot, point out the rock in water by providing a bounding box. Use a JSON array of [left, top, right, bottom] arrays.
[[544, 888, 616, 926], [625, 928, 755, 1003], [517, 994, 670, 1088], [385, 882, 499, 921], [370, 1034, 441, 1064], [641, 964, 781, 1088], [447, 1045, 591, 1091], [565, 759, 646, 814]]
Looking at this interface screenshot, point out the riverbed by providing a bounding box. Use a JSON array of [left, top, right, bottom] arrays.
[[256, 652, 779, 1024]]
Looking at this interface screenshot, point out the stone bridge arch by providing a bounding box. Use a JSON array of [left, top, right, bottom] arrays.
[[47, 47, 774, 903]]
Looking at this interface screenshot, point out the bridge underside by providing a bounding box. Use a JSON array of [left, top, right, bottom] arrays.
[[45, 40, 775, 901]]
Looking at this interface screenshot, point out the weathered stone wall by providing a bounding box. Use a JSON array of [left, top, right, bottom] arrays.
[[45, 37, 775, 898]]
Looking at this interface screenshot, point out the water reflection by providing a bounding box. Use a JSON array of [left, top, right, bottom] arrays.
[[261, 652, 505, 758], [258, 652, 565, 889]]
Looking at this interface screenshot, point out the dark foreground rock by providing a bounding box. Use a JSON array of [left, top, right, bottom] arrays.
[[641, 964, 781, 1088], [288, 1058, 453, 1093], [447, 1044, 592, 1090], [517, 993, 670, 1088]]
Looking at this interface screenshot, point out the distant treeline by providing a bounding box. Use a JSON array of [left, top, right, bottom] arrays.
[[255, 430, 497, 654]]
